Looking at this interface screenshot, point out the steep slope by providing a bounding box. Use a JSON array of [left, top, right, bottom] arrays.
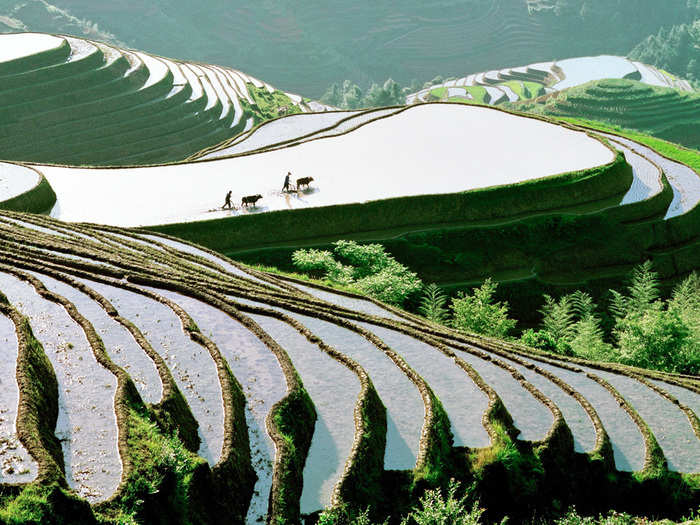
[[0, 32, 325, 166]]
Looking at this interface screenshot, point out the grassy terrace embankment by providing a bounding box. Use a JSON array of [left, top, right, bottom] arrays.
[[511, 79, 700, 151], [0, 213, 697, 523]]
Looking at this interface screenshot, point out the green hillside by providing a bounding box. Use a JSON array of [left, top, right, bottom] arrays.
[[0, 33, 312, 166], [1, 0, 698, 96], [510, 79, 700, 150]]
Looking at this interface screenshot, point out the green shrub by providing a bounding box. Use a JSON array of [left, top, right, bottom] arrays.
[[554, 508, 643, 524], [401, 480, 488, 525], [450, 279, 516, 338], [292, 241, 422, 306]]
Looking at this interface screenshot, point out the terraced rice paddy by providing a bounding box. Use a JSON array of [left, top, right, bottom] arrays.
[[0, 212, 697, 522], [0, 30, 698, 524], [0, 33, 323, 166], [38, 103, 614, 226], [408, 55, 693, 107]]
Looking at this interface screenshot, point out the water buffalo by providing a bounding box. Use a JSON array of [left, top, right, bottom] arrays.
[[296, 176, 314, 190], [241, 194, 262, 207]]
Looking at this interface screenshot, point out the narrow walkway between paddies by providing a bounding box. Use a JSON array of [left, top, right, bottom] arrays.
[[0, 272, 121, 501], [600, 132, 700, 218], [0, 215, 71, 239], [152, 290, 286, 524], [239, 303, 360, 514], [75, 277, 225, 465], [518, 357, 646, 471], [292, 283, 406, 323], [449, 345, 554, 442], [28, 271, 163, 404], [651, 380, 700, 417], [358, 323, 490, 448], [587, 368, 700, 473], [496, 354, 597, 453], [200, 110, 359, 159], [0, 310, 38, 484], [137, 233, 275, 287]]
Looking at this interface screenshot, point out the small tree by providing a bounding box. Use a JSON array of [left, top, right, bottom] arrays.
[[418, 284, 449, 324], [450, 279, 516, 338]]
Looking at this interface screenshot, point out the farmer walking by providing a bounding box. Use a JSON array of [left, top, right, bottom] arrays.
[[282, 171, 292, 192], [223, 190, 233, 209]]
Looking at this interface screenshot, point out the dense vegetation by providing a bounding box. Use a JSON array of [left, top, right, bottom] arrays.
[[520, 264, 700, 376], [630, 20, 700, 84], [1, 0, 697, 96]]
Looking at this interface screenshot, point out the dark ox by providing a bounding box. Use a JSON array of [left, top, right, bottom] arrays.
[[296, 176, 313, 190], [241, 194, 262, 207]]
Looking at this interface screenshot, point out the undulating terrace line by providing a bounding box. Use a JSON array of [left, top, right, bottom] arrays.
[[26, 270, 162, 404], [131, 248, 584, 456], [0, 307, 38, 484], [0, 268, 122, 502], [115, 262, 384, 510], [141, 289, 286, 523], [235, 295, 418, 469], [603, 137, 665, 206], [121, 277, 314, 523], [71, 276, 224, 465], [485, 352, 598, 453], [231, 302, 360, 514], [585, 368, 700, 473], [599, 132, 700, 218], [354, 322, 490, 449], [246, 286, 608, 461]]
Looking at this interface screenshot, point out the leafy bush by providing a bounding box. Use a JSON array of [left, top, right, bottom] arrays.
[[450, 279, 516, 338], [522, 289, 612, 358], [554, 508, 645, 524], [292, 241, 422, 306], [401, 480, 486, 525], [418, 283, 449, 324], [524, 262, 700, 374]]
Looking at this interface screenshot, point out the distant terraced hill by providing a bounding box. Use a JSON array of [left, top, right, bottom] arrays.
[[407, 55, 694, 107], [1, 0, 696, 96], [0, 33, 327, 166], [510, 79, 700, 151], [0, 212, 697, 523]]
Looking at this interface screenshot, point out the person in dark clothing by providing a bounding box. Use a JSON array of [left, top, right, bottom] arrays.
[[223, 190, 233, 209], [282, 172, 292, 192]]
